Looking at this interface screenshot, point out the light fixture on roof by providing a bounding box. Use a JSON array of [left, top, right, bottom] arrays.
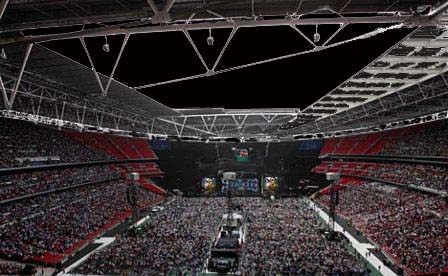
[[0, 48, 6, 60], [102, 36, 110, 53], [313, 24, 320, 43], [207, 29, 214, 46]]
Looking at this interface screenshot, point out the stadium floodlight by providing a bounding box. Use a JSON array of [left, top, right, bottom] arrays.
[[207, 29, 214, 46], [313, 25, 320, 43], [0, 48, 6, 60], [127, 172, 140, 181], [102, 36, 110, 53], [326, 172, 340, 181], [223, 172, 236, 181]]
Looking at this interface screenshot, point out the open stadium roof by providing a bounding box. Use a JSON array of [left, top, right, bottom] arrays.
[[1, 0, 448, 140]]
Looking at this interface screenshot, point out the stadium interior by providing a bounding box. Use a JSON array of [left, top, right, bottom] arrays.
[[0, 0, 448, 275]]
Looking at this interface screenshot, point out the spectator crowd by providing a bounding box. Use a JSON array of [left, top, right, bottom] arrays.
[[0, 118, 111, 168], [76, 197, 224, 275], [0, 262, 24, 275], [381, 120, 448, 157], [76, 197, 366, 275], [366, 163, 448, 192], [317, 182, 448, 274], [240, 198, 367, 275], [316, 161, 448, 193], [0, 166, 118, 202], [0, 181, 158, 264]]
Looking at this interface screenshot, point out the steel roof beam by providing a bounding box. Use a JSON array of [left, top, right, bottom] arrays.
[[364, 68, 443, 74], [380, 55, 448, 62], [350, 78, 416, 84], [0, 15, 417, 45], [324, 94, 378, 100], [0, 0, 9, 21], [401, 39, 448, 48], [338, 87, 395, 92]]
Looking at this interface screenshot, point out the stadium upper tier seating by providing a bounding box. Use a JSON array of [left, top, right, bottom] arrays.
[[64, 130, 165, 194], [0, 117, 165, 197], [0, 117, 160, 167], [317, 181, 448, 274], [0, 181, 161, 264], [65, 131, 157, 160], [75, 198, 366, 275], [0, 118, 111, 168], [319, 119, 448, 157]]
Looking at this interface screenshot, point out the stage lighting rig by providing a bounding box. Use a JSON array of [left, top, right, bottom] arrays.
[[0, 48, 6, 60], [314, 25, 321, 43], [207, 29, 214, 46], [102, 36, 110, 53]]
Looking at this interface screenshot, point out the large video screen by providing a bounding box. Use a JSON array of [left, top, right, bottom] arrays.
[[235, 148, 249, 162], [263, 176, 279, 193], [201, 177, 217, 192], [221, 178, 260, 195]]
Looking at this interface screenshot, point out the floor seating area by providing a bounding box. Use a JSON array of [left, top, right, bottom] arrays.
[[75, 198, 367, 275]]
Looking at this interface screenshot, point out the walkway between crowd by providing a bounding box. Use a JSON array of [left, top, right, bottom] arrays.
[[308, 199, 397, 276]]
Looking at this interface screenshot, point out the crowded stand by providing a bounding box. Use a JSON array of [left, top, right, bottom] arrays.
[[0, 180, 160, 264], [0, 118, 111, 168], [0, 166, 118, 202], [241, 198, 366, 275], [380, 120, 448, 157], [1, 115, 446, 275], [65, 130, 165, 193], [319, 119, 448, 158], [314, 161, 448, 193], [317, 181, 448, 274], [75, 197, 366, 275], [65, 131, 158, 160]]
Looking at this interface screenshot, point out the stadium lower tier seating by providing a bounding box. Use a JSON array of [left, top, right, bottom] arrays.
[[317, 181, 448, 274], [75, 198, 366, 275], [314, 161, 448, 193], [0, 166, 118, 202], [0, 181, 161, 265]]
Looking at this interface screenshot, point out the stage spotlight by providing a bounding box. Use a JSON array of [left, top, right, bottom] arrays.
[[313, 25, 320, 43], [102, 37, 110, 53], [0, 48, 6, 60], [207, 29, 214, 46]]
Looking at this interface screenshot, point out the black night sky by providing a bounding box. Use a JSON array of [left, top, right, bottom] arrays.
[[42, 24, 411, 109]]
